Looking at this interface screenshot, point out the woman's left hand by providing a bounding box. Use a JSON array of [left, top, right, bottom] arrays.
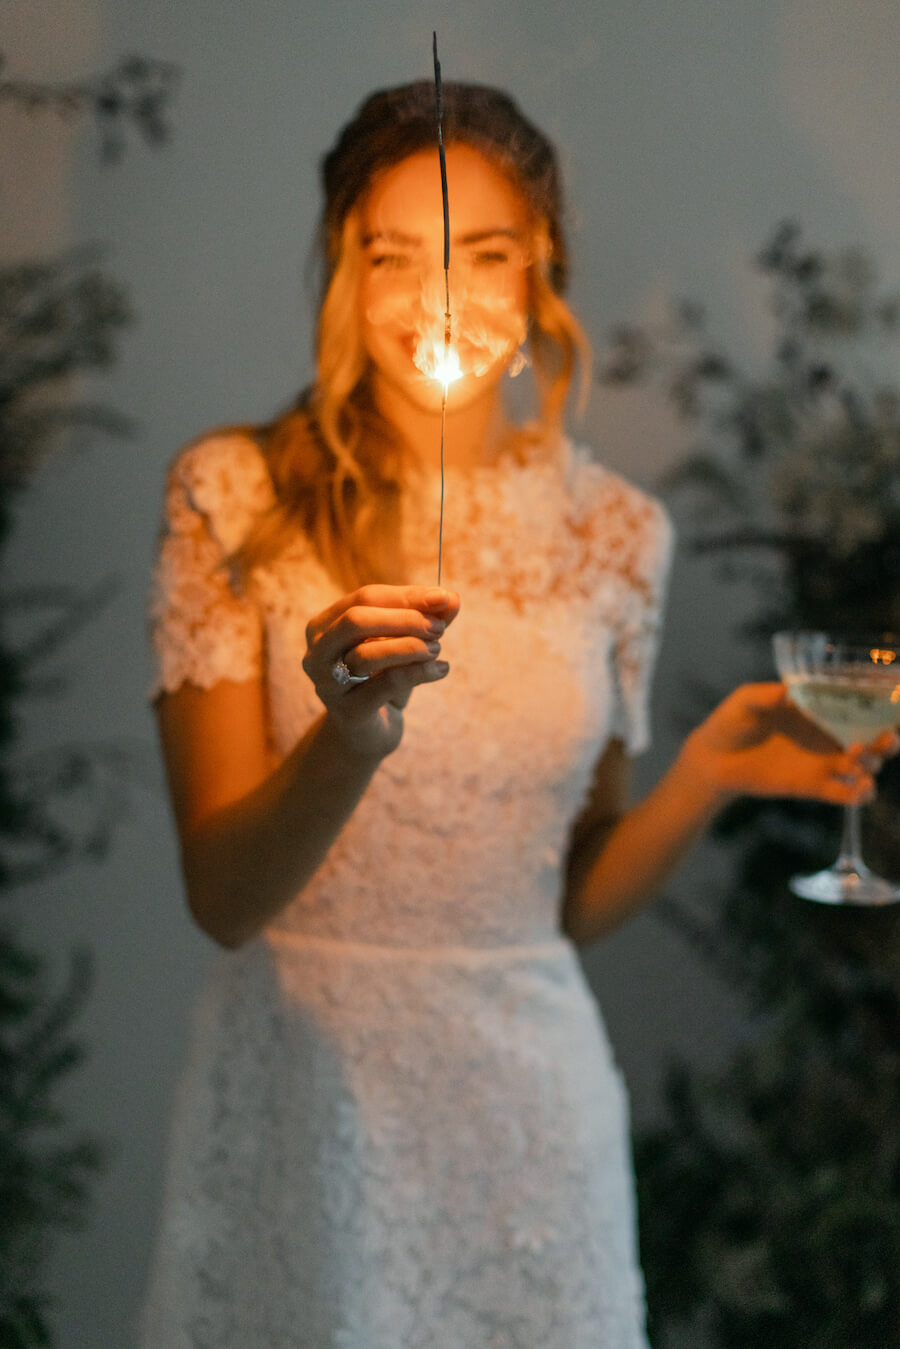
[[682, 681, 900, 808]]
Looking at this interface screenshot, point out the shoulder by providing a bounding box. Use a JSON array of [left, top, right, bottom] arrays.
[[163, 427, 276, 554], [566, 442, 674, 573]]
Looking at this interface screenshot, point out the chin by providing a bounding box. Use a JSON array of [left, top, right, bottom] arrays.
[[444, 373, 501, 414], [425, 374, 503, 417], [382, 366, 500, 417]]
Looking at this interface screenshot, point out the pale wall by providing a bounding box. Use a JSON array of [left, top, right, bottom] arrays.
[[3, 1, 900, 1345]]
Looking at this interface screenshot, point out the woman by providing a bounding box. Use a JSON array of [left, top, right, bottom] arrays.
[[141, 82, 892, 1348]]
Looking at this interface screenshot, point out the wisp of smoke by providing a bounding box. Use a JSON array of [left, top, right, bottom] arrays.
[[366, 273, 528, 388]]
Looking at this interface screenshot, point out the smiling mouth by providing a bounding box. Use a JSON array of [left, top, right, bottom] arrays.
[[402, 334, 460, 385]]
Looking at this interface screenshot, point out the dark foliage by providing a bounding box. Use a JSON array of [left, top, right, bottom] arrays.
[[602, 223, 900, 1347], [0, 252, 138, 1346], [0, 49, 177, 1346], [0, 53, 179, 162]]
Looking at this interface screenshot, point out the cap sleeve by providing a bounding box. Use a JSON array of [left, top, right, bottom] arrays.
[[607, 494, 674, 755], [148, 433, 275, 698]]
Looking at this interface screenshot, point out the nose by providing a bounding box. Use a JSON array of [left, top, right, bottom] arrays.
[[411, 263, 449, 313]]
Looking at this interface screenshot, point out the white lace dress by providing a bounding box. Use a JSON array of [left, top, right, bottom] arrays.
[[140, 431, 673, 1349]]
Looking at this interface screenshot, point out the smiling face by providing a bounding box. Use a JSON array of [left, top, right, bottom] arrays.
[[358, 143, 535, 417]]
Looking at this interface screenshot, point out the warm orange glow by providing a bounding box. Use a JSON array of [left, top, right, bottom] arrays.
[[413, 333, 463, 388], [870, 648, 897, 666]]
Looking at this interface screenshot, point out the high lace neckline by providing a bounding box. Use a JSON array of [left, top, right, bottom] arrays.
[[416, 424, 573, 480]]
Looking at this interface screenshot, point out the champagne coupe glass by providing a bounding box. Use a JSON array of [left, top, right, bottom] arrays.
[[773, 632, 900, 904]]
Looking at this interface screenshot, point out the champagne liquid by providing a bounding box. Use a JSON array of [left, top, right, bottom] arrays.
[[787, 672, 900, 748]]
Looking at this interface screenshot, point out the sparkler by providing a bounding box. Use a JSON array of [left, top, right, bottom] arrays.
[[420, 39, 526, 578], [433, 31, 451, 585]]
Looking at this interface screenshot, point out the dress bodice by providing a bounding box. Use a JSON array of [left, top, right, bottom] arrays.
[[149, 432, 672, 949]]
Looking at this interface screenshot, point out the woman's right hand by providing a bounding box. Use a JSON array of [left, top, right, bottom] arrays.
[[303, 584, 460, 759]]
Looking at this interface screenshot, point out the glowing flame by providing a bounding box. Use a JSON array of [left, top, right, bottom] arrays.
[[411, 312, 526, 388], [414, 332, 463, 388], [432, 348, 463, 387], [366, 285, 528, 390]]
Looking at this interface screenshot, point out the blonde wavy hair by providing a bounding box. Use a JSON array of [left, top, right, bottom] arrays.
[[238, 81, 592, 591]]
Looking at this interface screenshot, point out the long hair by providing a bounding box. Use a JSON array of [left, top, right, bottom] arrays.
[[240, 81, 591, 589]]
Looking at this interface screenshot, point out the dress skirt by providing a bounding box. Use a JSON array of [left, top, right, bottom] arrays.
[[139, 931, 649, 1349]]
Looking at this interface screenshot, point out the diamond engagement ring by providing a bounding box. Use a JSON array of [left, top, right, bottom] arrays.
[[331, 658, 370, 689]]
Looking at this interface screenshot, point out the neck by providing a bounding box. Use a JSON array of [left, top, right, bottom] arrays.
[[370, 374, 514, 473]]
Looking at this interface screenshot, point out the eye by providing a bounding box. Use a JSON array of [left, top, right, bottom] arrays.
[[471, 250, 510, 267], [370, 253, 413, 271]]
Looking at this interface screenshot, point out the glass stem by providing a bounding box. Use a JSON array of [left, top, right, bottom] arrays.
[[836, 802, 867, 876]]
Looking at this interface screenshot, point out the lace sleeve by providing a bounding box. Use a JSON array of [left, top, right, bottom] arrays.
[[607, 494, 674, 756], [148, 433, 275, 698]]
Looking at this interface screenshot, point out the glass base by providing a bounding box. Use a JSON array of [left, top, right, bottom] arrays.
[[790, 861, 900, 906]]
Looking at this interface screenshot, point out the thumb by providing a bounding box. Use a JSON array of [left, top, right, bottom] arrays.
[[738, 681, 789, 709]]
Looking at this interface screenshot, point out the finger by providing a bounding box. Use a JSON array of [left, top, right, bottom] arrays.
[[741, 681, 790, 707], [737, 682, 842, 744], [337, 659, 450, 717], [319, 605, 449, 666], [827, 773, 876, 806], [845, 728, 900, 772], [774, 703, 843, 753], [778, 766, 873, 806], [416, 587, 460, 622], [850, 738, 890, 774], [353, 583, 458, 618], [730, 682, 833, 742], [864, 728, 900, 756], [351, 635, 442, 677], [724, 681, 791, 715], [307, 585, 459, 642], [812, 753, 875, 805]]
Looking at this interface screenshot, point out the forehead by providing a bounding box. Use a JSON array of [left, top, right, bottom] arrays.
[[360, 143, 529, 238]]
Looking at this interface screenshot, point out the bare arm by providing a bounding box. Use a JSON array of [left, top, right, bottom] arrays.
[[158, 584, 459, 949], [563, 683, 896, 947], [157, 681, 386, 948], [562, 737, 726, 944]]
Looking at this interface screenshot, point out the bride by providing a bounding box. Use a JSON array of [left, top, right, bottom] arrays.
[[141, 79, 895, 1349]]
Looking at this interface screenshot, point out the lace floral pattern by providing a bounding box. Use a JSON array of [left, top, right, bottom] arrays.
[[141, 432, 673, 1349], [402, 443, 672, 756], [148, 434, 275, 697]]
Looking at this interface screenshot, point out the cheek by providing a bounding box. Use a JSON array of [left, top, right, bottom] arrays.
[[450, 282, 529, 376], [359, 280, 404, 372], [458, 268, 529, 331], [360, 302, 419, 381], [361, 278, 421, 330]]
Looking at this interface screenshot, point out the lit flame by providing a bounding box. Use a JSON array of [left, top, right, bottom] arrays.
[[413, 331, 463, 388], [366, 283, 528, 393], [411, 315, 526, 389], [870, 648, 897, 666]]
